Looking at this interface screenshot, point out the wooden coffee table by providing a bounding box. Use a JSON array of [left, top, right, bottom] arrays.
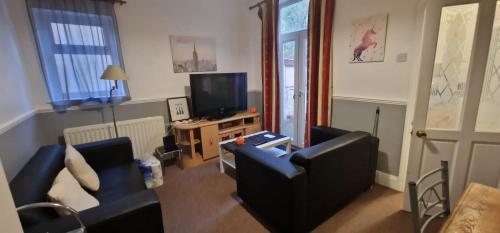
[[218, 131, 292, 173]]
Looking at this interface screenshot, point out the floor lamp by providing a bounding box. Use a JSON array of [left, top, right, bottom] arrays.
[[101, 65, 128, 138]]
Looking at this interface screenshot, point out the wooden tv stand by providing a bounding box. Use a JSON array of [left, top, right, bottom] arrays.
[[171, 112, 261, 168]]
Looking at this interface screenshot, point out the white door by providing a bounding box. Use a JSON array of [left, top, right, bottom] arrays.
[[278, 0, 309, 147], [405, 0, 500, 209]]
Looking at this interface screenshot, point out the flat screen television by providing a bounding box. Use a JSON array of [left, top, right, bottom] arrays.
[[190, 72, 247, 119]]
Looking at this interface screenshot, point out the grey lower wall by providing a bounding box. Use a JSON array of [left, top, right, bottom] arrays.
[[38, 101, 171, 145], [331, 98, 406, 176], [0, 116, 48, 181], [1, 92, 406, 180], [0, 91, 263, 181]]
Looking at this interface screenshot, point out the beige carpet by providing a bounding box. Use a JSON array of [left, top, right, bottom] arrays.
[[155, 160, 444, 233]]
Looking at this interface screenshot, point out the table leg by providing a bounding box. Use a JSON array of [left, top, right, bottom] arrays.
[[189, 129, 196, 159], [286, 140, 292, 154], [219, 144, 225, 173]]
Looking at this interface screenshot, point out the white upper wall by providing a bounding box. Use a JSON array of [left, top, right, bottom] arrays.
[[116, 0, 261, 100], [2, 0, 420, 111], [0, 0, 35, 129], [332, 0, 420, 102], [4, 0, 260, 111]]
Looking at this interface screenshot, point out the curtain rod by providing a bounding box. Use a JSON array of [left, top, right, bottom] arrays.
[[249, 0, 267, 10], [91, 0, 127, 5]]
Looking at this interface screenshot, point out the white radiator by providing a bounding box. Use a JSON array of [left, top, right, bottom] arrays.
[[63, 116, 166, 159]]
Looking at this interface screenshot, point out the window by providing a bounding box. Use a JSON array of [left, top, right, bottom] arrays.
[[27, 1, 128, 110], [279, 0, 309, 34]]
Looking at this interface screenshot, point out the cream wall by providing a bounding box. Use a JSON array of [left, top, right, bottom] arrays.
[[115, 0, 262, 101], [0, 2, 25, 225], [332, 0, 420, 102], [4, 0, 261, 111], [0, 0, 36, 131]]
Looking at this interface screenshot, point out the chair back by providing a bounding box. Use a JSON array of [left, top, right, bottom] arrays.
[[408, 161, 450, 233]]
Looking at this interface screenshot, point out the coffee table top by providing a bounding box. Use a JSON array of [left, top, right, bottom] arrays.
[[218, 131, 292, 172], [220, 131, 289, 153]]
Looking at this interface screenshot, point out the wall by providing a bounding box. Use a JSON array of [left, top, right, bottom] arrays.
[[0, 0, 262, 180], [330, 0, 420, 179], [0, 1, 32, 229], [0, 159, 23, 233], [0, 0, 43, 181], [332, 0, 419, 102], [0, 0, 35, 130], [4, 0, 262, 111], [331, 98, 406, 176]]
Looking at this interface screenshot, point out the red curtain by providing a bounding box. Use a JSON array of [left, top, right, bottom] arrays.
[[305, 0, 335, 146], [261, 0, 280, 133]]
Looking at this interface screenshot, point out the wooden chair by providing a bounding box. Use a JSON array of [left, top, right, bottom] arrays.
[[408, 161, 451, 233]]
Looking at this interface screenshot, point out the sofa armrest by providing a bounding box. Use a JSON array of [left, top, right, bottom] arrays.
[[25, 190, 164, 233], [74, 137, 134, 171], [234, 145, 307, 232], [291, 131, 376, 228], [310, 126, 351, 146]]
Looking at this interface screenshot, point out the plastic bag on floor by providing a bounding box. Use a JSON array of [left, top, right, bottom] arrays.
[[139, 154, 163, 188]]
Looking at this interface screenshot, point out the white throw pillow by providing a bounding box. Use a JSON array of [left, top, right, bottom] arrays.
[[65, 144, 100, 191], [48, 168, 99, 216]]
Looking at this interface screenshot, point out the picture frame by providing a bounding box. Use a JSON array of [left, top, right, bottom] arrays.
[[349, 14, 388, 63], [167, 97, 191, 122], [169, 35, 217, 73]]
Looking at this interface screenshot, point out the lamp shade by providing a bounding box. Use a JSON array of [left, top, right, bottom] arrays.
[[101, 65, 128, 81]]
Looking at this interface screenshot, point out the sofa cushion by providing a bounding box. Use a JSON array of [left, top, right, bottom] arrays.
[[92, 161, 145, 203], [48, 168, 99, 216], [65, 144, 100, 191]]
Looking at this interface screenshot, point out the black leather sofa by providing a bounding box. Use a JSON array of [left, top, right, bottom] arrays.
[[234, 126, 379, 233], [9, 137, 164, 233]]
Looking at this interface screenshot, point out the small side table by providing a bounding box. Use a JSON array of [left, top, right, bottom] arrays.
[[154, 145, 183, 173]]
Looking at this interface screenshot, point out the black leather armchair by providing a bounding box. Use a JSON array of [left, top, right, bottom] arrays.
[[9, 137, 164, 233], [234, 126, 379, 233]]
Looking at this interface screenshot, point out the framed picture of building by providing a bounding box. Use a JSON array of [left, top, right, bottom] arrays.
[[167, 97, 191, 122], [169, 35, 217, 73]]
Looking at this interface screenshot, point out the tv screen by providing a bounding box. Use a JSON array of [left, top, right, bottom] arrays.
[[190, 73, 247, 118]]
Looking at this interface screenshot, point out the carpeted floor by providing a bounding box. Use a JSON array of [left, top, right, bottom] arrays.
[[155, 160, 444, 233]]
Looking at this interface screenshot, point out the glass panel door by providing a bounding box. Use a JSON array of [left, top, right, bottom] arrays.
[[280, 40, 297, 140], [425, 4, 479, 130], [476, 1, 500, 132], [279, 0, 309, 146]]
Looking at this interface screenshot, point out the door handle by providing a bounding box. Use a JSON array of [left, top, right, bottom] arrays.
[[415, 130, 427, 138]]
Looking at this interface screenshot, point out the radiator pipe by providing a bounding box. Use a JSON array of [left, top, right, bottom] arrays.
[[373, 107, 380, 137]]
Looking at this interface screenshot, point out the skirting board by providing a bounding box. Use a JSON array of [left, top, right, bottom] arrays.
[[375, 170, 405, 192], [332, 95, 407, 106]]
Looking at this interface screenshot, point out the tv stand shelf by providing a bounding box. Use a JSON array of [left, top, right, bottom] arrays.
[[172, 112, 261, 168]]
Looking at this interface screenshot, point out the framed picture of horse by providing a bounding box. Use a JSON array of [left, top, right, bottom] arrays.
[[349, 14, 388, 63]]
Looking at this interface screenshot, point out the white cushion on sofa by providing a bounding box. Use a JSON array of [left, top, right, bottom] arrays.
[[65, 144, 100, 191], [48, 168, 99, 216]]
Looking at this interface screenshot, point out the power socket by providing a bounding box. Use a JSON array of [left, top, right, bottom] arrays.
[[397, 53, 408, 63]]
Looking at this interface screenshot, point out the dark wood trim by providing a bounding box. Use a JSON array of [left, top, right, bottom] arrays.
[[91, 0, 127, 5]]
